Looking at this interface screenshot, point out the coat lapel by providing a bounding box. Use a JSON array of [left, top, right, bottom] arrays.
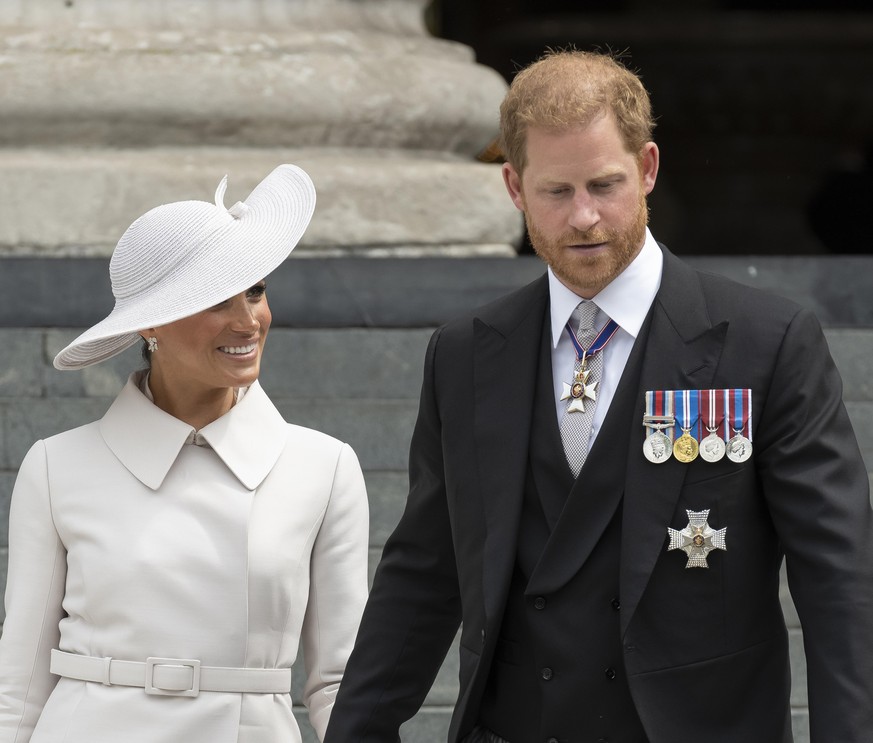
[[473, 275, 550, 623], [619, 249, 729, 636]]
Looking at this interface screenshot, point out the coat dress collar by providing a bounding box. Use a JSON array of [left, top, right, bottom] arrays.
[[98, 372, 288, 492]]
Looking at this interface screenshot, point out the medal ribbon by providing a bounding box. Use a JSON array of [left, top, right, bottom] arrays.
[[729, 388, 753, 440], [698, 389, 726, 439], [645, 389, 676, 441], [675, 389, 699, 434], [565, 318, 620, 365]]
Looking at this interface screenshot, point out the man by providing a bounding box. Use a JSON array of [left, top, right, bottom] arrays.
[[325, 50, 873, 742]]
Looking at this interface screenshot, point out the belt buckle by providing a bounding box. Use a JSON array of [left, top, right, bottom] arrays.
[[144, 657, 201, 697]]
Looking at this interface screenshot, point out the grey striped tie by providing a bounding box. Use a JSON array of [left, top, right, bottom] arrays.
[[559, 301, 603, 478]]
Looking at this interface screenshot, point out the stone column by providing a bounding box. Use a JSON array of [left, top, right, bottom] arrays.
[[0, 0, 522, 256]]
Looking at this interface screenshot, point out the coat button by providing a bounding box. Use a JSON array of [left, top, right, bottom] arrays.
[[547, 738, 560, 743], [541, 667, 553, 680], [534, 596, 546, 610], [611, 597, 621, 610], [605, 667, 616, 680]]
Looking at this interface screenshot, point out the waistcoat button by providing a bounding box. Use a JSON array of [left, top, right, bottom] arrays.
[[541, 667, 553, 680]]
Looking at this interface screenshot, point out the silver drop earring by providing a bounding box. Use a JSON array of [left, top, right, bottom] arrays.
[[147, 336, 158, 353]]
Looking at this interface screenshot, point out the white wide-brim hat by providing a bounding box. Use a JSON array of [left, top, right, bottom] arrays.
[[54, 164, 316, 370]]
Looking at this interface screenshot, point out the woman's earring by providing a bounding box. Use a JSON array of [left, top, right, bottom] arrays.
[[147, 336, 158, 353]]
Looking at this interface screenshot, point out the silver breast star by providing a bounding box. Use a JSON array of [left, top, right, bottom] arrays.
[[667, 509, 727, 568], [561, 367, 598, 413]]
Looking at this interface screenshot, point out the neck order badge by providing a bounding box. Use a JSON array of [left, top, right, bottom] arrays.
[[560, 316, 620, 414]]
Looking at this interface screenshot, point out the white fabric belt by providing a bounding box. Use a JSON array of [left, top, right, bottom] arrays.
[[50, 649, 292, 697]]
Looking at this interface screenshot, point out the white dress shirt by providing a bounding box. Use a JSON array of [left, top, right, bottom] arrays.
[[549, 227, 663, 447]]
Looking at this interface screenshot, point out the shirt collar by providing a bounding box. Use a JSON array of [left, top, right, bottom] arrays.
[[549, 227, 663, 348], [99, 372, 288, 491]]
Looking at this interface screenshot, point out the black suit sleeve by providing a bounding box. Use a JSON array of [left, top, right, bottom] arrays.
[[754, 307, 873, 740], [325, 327, 463, 742]]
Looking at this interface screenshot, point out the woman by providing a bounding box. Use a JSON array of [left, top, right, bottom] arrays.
[[0, 165, 369, 743]]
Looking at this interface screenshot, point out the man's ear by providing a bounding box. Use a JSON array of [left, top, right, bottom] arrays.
[[502, 162, 525, 211], [640, 141, 659, 195]]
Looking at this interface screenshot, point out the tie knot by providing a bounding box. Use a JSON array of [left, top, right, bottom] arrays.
[[571, 301, 600, 338]]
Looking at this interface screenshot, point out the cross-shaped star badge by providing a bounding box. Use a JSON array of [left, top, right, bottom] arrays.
[[667, 509, 726, 568], [561, 367, 597, 413]]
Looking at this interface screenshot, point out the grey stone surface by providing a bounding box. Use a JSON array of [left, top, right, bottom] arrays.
[[364, 470, 409, 545], [791, 709, 810, 743], [0, 330, 43, 396], [3, 255, 872, 329], [0, 0, 519, 259], [260, 329, 432, 400], [0, 27, 505, 155], [780, 563, 800, 630], [0, 472, 12, 545], [0, 150, 520, 257], [273, 398, 419, 472], [825, 329, 873, 402], [789, 628, 808, 707], [846, 402, 873, 472], [399, 708, 454, 742], [0, 397, 113, 469]]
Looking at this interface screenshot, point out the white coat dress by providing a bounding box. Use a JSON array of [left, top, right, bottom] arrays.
[[0, 372, 369, 743]]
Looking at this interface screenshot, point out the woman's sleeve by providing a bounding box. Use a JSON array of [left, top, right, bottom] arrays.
[[300, 442, 369, 740], [0, 441, 67, 742]]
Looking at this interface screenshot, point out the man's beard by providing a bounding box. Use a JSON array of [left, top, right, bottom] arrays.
[[526, 190, 649, 298]]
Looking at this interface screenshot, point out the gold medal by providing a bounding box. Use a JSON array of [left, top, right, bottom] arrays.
[[670, 390, 700, 463], [673, 430, 699, 463]]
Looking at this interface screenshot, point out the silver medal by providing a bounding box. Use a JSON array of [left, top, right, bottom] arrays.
[[643, 430, 673, 464], [667, 509, 727, 568], [726, 433, 752, 463], [699, 430, 726, 463]]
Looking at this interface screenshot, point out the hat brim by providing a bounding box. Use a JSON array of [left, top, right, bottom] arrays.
[[54, 164, 315, 370]]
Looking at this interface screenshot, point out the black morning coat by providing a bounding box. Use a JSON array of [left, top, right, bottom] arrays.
[[324, 246, 873, 743]]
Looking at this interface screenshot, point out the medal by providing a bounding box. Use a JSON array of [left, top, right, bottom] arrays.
[[561, 365, 597, 413], [667, 509, 727, 568], [727, 431, 752, 462], [698, 389, 726, 463], [561, 317, 619, 415], [672, 390, 699, 463], [673, 432, 698, 463], [643, 430, 672, 463], [699, 432, 726, 462], [643, 390, 675, 464], [725, 388, 753, 462]]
